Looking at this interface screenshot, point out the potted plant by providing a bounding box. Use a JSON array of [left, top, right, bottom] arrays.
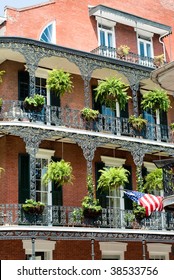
[[22, 199, 45, 214], [128, 114, 147, 131], [142, 168, 163, 193], [81, 175, 102, 224], [97, 166, 130, 191], [141, 89, 170, 113], [153, 54, 164, 67], [80, 107, 99, 122], [133, 204, 146, 222], [141, 89, 171, 139], [46, 69, 73, 96], [42, 159, 74, 186], [124, 212, 135, 228], [117, 45, 130, 58], [23, 94, 45, 112], [94, 77, 130, 111]]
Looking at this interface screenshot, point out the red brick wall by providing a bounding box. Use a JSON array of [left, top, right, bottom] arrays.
[[0, 240, 25, 260]]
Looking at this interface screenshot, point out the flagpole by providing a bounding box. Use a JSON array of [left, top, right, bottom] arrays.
[[142, 238, 146, 260]]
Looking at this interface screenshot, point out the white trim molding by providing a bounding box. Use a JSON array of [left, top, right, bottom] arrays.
[[147, 243, 172, 260], [99, 242, 128, 260], [22, 240, 56, 260], [101, 156, 126, 167]]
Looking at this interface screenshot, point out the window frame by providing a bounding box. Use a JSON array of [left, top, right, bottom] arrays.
[[39, 21, 56, 44]]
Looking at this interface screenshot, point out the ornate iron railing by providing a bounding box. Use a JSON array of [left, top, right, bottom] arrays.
[[0, 204, 174, 230], [91, 46, 160, 68], [0, 100, 172, 143]]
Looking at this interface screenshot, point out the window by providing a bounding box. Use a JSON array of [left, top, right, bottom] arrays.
[[136, 30, 154, 66], [99, 242, 127, 260], [36, 149, 55, 206], [96, 17, 116, 57], [40, 21, 56, 44], [147, 243, 172, 260], [23, 240, 56, 260]]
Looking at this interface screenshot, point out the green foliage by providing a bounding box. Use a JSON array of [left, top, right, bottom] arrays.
[[170, 123, 174, 131], [133, 203, 146, 220], [46, 69, 73, 96], [80, 107, 99, 121], [0, 70, 5, 84], [72, 208, 83, 222], [97, 166, 130, 191], [143, 168, 163, 193], [22, 199, 45, 214], [24, 94, 45, 111], [124, 212, 135, 223], [94, 77, 130, 110], [0, 97, 3, 108], [141, 89, 171, 112], [128, 114, 147, 131], [81, 175, 102, 217], [42, 159, 74, 186]]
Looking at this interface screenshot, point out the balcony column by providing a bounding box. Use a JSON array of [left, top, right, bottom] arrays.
[[131, 146, 145, 190], [25, 142, 39, 200], [82, 75, 91, 107], [24, 63, 37, 96], [76, 136, 98, 177], [130, 83, 139, 117]]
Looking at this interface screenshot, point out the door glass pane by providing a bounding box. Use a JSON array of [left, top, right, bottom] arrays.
[[139, 41, 145, 57], [108, 33, 113, 48], [36, 158, 49, 204], [100, 30, 105, 46], [146, 43, 151, 58]]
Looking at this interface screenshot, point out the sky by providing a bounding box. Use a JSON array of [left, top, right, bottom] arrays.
[[0, 0, 49, 16]]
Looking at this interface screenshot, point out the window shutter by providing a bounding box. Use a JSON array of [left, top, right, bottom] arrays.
[[123, 165, 133, 210], [50, 90, 60, 107], [18, 153, 30, 203], [18, 71, 29, 101], [51, 157, 63, 206], [95, 161, 109, 208]]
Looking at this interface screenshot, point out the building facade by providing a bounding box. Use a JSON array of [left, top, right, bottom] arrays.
[[0, 0, 174, 260]]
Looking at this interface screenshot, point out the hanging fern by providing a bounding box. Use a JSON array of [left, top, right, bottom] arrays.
[[143, 168, 163, 193], [42, 159, 74, 186], [94, 77, 130, 110], [46, 69, 73, 96], [141, 89, 171, 112], [97, 166, 130, 191]]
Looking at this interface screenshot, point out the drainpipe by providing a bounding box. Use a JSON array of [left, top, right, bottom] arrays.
[[159, 31, 171, 62]]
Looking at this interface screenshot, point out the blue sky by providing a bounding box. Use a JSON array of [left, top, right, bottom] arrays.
[[0, 0, 48, 16]]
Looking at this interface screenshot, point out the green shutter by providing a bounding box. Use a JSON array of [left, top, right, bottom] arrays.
[[18, 71, 29, 101], [18, 153, 30, 203], [50, 90, 60, 107], [95, 161, 109, 208], [51, 157, 63, 206], [123, 165, 133, 210]]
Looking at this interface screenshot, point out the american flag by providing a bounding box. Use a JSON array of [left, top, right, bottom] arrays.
[[124, 190, 163, 216]]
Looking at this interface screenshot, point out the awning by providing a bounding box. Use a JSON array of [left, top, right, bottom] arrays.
[[89, 5, 171, 36], [151, 61, 174, 92]]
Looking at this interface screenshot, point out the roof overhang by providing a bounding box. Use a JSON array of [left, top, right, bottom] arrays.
[[151, 61, 174, 92], [89, 5, 171, 36]]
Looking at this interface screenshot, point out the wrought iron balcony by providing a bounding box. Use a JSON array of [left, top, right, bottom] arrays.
[[0, 204, 174, 230], [91, 46, 159, 68], [0, 100, 172, 143]]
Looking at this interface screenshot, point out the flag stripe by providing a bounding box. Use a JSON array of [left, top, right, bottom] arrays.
[[124, 190, 163, 216]]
